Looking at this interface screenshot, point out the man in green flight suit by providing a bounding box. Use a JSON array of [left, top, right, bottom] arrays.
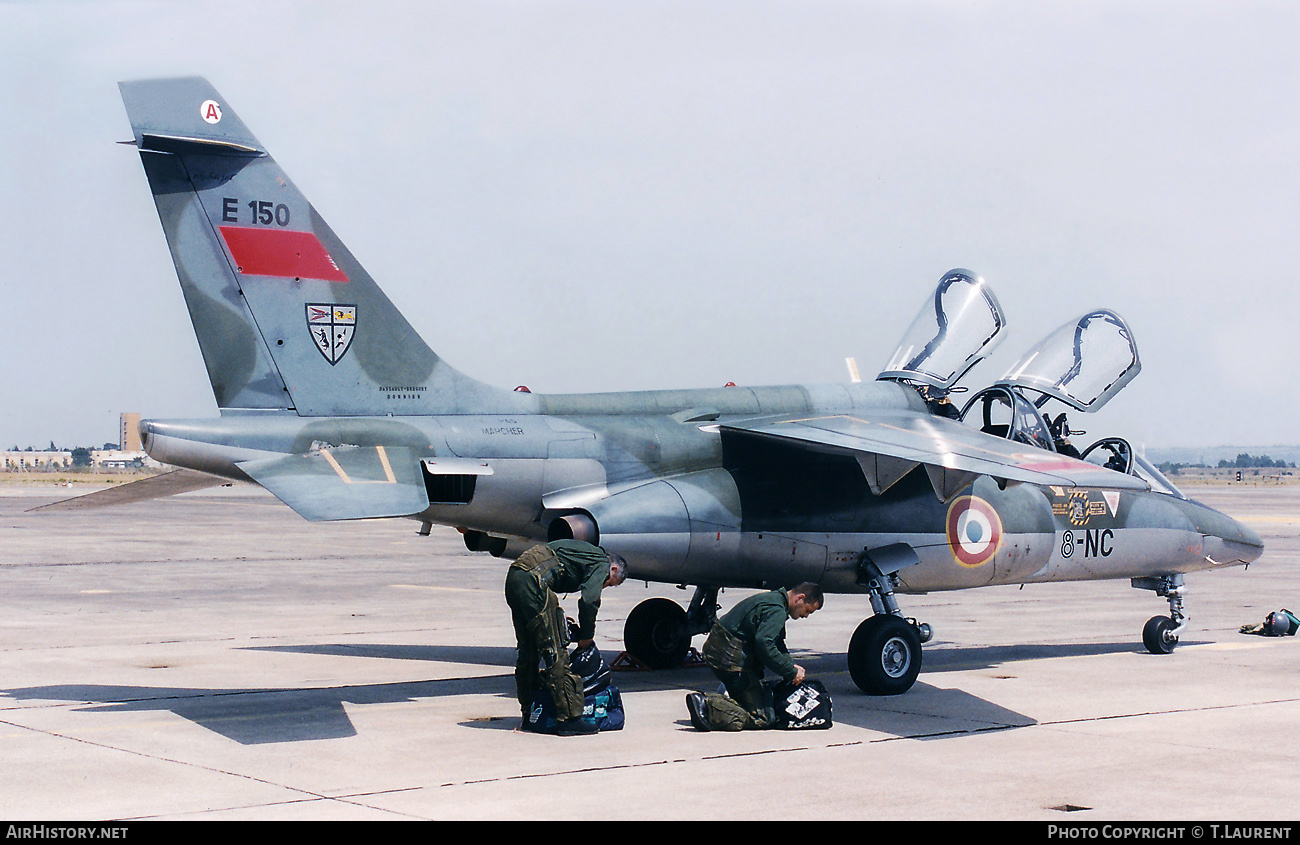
[[505, 538, 627, 735], [685, 582, 823, 731]]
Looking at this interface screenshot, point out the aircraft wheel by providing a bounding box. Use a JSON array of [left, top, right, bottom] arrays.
[[848, 615, 922, 695], [624, 597, 690, 669], [1142, 615, 1179, 655]]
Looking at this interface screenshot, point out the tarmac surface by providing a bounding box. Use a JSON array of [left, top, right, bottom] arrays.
[[1, 480, 1297, 821]]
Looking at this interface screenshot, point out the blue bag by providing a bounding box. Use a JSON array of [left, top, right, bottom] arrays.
[[522, 645, 625, 733]]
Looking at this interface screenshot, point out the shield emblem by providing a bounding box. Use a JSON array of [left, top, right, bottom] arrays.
[[306, 303, 357, 365]]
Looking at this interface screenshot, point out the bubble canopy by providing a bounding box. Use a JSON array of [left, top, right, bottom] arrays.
[[877, 270, 1006, 390], [998, 310, 1141, 412]]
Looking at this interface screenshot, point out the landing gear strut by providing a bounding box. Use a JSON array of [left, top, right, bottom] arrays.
[[848, 547, 930, 695], [1133, 574, 1187, 655]]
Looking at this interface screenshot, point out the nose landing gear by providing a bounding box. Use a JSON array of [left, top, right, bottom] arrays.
[[1133, 574, 1186, 655]]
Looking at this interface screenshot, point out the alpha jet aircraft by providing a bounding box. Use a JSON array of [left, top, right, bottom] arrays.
[[68, 77, 1261, 696]]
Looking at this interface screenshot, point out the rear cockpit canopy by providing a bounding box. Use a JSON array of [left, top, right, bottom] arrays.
[[877, 269, 1006, 392]]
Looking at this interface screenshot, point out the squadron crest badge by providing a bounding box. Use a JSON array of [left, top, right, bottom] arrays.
[[1048, 487, 1118, 527], [306, 304, 357, 365]]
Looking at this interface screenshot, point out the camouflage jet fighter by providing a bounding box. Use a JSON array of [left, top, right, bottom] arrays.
[[65, 77, 1262, 695]]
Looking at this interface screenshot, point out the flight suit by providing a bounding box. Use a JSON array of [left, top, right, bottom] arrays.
[[700, 588, 798, 730], [505, 539, 612, 722]]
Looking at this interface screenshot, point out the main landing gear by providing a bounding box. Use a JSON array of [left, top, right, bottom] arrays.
[[622, 570, 935, 697], [1133, 574, 1187, 655], [622, 587, 717, 669], [848, 554, 932, 695]]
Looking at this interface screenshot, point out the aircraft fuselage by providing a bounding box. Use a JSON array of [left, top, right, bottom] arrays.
[[140, 376, 1260, 599]]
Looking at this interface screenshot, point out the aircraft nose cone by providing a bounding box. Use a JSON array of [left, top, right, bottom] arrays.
[[1177, 498, 1264, 567], [1204, 519, 1263, 566]]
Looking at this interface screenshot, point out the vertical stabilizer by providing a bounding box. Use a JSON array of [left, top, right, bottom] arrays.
[[119, 77, 520, 416]]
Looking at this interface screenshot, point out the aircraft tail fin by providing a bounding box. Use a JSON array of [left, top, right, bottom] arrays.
[[119, 77, 518, 416]]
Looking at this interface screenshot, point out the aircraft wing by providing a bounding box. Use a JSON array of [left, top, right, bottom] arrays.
[[27, 468, 230, 512], [720, 410, 1150, 500]]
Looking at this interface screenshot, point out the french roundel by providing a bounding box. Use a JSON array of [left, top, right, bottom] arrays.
[[946, 496, 1002, 568]]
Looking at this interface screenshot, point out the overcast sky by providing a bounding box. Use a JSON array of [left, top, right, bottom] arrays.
[[2, 0, 1297, 453]]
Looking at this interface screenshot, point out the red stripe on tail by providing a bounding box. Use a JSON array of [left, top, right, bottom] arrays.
[[219, 226, 349, 282]]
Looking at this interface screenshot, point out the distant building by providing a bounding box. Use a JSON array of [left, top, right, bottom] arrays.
[[2, 451, 72, 471], [3, 412, 161, 471], [1, 449, 160, 471], [120, 413, 142, 452]]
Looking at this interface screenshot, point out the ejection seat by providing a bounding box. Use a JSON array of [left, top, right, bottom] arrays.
[[1080, 437, 1134, 474]]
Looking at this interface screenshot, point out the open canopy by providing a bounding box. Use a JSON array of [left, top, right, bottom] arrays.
[[877, 269, 1006, 391], [998, 309, 1140, 412]]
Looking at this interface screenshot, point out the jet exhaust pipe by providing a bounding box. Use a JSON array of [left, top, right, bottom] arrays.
[[548, 513, 599, 544]]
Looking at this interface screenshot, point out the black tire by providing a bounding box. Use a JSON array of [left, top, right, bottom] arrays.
[[624, 598, 690, 669], [848, 615, 922, 695], [1143, 615, 1179, 654]]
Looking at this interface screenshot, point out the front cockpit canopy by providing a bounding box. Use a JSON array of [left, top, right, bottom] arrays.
[[877, 269, 1006, 391], [997, 309, 1140, 412]]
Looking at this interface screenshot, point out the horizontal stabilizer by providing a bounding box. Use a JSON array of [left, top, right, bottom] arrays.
[[722, 410, 1150, 499], [238, 446, 429, 521], [137, 133, 265, 156], [27, 469, 230, 512]]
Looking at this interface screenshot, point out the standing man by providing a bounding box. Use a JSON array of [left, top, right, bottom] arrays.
[[686, 583, 823, 731], [505, 538, 627, 735]]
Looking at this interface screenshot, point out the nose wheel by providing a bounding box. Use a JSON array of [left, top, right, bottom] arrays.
[[1142, 614, 1179, 655], [1133, 574, 1186, 655]]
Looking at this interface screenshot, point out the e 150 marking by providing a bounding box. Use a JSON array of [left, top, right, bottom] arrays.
[[222, 197, 291, 226]]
